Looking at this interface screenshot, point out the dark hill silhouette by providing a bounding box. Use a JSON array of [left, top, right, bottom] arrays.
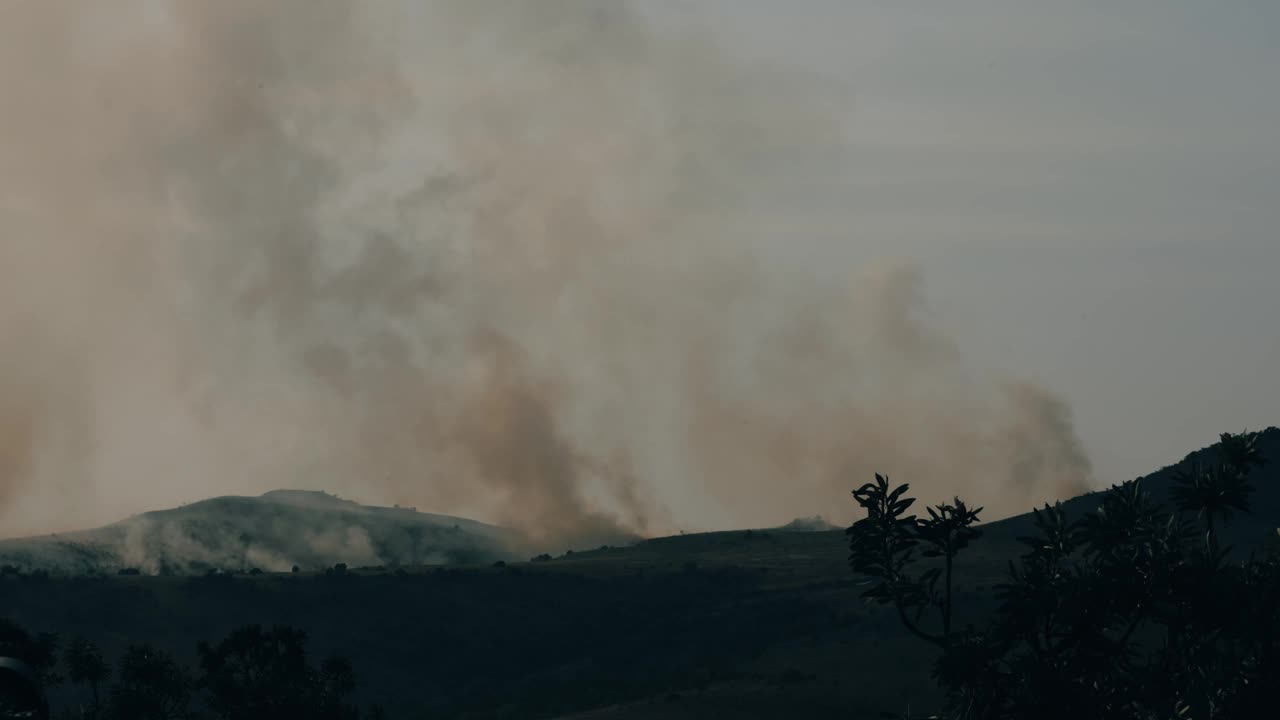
[[0, 490, 521, 574], [984, 426, 1280, 551], [775, 516, 840, 532]]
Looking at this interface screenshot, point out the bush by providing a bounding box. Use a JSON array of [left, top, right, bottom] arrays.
[[15, 621, 377, 719], [108, 644, 193, 720], [199, 625, 362, 720], [847, 431, 1277, 719]]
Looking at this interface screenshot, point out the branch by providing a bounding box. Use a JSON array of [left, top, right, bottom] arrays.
[[895, 600, 946, 649]]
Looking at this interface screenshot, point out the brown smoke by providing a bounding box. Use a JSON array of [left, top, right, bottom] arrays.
[[0, 1, 1089, 545]]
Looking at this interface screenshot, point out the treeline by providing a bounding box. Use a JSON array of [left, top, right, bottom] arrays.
[[0, 620, 382, 720], [848, 430, 1280, 718]]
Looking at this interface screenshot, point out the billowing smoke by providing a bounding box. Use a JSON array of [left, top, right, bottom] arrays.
[[0, 1, 1090, 547], [0, 490, 519, 574]]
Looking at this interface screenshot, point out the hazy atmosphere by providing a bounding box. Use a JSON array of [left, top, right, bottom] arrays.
[[1, 0, 1276, 546]]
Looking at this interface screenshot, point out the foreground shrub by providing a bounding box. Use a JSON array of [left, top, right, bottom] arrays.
[[848, 431, 1278, 719]]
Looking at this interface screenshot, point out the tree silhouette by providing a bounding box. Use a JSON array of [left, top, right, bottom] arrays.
[[849, 430, 1280, 718], [915, 498, 982, 643], [64, 636, 110, 717], [105, 645, 192, 720], [1170, 432, 1267, 553], [847, 474, 982, 649], [197, 624, 360, 720], [0, 621, 375, 719]]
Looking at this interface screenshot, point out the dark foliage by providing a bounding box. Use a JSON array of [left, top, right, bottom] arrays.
[[846, 474, 982, 648], [197, 625, 360, 720], [63, 637, 109, 716], [106, 645, 192, 720], [850, 430, 1280, 718], [0, 617, 61, 688], [0, 622, 370, 720], [0, 618, 56, 719]]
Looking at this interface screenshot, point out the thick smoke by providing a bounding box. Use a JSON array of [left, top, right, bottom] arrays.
[[0, 1, 1090, 546], [0, 490, 518, 574]]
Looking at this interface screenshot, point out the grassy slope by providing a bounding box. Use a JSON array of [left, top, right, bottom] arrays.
[[2, 528, 984, 719]]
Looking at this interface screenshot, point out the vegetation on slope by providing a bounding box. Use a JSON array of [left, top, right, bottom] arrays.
[[849, 430, 1280, 718]]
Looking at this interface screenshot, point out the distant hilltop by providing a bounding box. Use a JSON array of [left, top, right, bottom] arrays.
[[0, 489, 522, 576], [3, 427, 1275, 577], [776, 516, 841, 532]]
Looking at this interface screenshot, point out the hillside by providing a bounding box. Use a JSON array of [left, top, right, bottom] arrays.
[[984, 426, 1280, 549], [1, 430, 1277, 718], [0, 489, 521, 574]]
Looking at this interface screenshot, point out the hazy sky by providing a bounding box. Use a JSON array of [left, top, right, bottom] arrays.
[[1, 1, 1276, 539], [649, 0, 1280, 486]]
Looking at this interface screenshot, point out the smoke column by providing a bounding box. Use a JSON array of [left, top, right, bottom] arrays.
[[0, 1, 1090, 546]]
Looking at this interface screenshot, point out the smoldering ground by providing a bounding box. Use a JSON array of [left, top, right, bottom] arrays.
[[0, 1, 1090, 550], [0, 490, 518, 574]]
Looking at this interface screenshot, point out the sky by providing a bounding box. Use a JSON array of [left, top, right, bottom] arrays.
[[648, 0, 1280, 486], [0, 1, 1277, 541]]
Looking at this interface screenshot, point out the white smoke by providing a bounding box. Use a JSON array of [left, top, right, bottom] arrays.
[[0, 1, 1089, 545]]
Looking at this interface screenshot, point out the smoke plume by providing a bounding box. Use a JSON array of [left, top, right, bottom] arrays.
[[0, 1, 1090, 546]]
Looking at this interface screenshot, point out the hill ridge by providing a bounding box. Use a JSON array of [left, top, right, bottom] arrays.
[[0, 489, 520, 575], [984, 426, 1280, 546]]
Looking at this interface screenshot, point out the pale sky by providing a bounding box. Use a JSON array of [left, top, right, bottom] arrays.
[[3, 1, 1276, 537], [648, 1, 1280, 487]]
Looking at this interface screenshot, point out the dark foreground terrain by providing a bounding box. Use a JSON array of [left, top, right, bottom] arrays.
[[7, 528, 973, 718], [3, 428, 1277, 719]]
